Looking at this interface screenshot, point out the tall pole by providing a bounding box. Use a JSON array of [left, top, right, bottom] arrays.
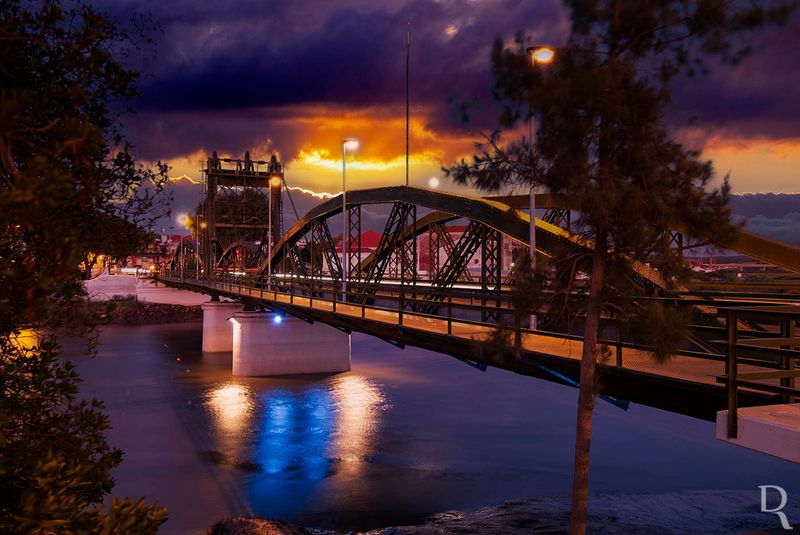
[[195, 215, 200, 279], [524, 46, 554, 330], [405, 24, 410, 187], [528, 58, 537, 330], [268, 187, 272, 290], [342, 142, 348, 295], [180, 233, 184, 281]]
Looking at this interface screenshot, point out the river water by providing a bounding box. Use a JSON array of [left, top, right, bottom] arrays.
[[64, 322, 799, 534]]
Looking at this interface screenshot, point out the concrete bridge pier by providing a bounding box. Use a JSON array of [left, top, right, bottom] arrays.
[[201, 301, 244, 352], [231, 311, 351, 376]]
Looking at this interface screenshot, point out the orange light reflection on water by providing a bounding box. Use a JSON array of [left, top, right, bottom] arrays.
[[206, 382, 256, 445], [328, 374, 387, 469], [204, 374, 387, 479]]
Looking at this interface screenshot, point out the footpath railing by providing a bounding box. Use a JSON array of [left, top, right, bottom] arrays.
[[714, 305, 800, 438]]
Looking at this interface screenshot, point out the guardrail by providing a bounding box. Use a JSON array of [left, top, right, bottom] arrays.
[[715, 305, 800, 438]]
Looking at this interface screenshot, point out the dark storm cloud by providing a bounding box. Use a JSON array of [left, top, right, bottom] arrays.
[[742, 212, 800, 245], [731, 193, 800, 219], [670, 17, 800, 140], [129, 0, 566, 111], [124, 108, 296, 161], [730, 193, 800, 245], [93, 0, 567, 159], [93, 0, 800, 164]]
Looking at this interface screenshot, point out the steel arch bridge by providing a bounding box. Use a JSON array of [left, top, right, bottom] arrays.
[[161, 185, 800, 423], [261, 186, 671, 300], [173, 184, 800, 284]]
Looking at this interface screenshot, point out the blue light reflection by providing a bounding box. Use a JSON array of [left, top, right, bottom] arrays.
[[244, 375, 387, 513]]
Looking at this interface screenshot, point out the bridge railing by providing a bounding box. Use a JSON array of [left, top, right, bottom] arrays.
[[713, 305, 800, 438]]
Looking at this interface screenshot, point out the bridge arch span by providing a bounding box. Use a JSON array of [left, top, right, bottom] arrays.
[[261, 185, 670, 293]]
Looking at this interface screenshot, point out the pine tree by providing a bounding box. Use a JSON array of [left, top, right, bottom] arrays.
[[448, 1, 794, 533]]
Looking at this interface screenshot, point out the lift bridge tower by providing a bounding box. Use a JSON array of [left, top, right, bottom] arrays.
[[201, 151, 283, 277]]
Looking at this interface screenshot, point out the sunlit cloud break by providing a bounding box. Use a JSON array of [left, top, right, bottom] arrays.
[[169, 173, 203, 184], [296, 149, 440, 171], [172, 170, 341, 199]]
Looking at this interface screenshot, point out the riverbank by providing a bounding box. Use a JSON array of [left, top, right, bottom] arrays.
[[92, 300, 202, 325], [210, 490, 798, 534]]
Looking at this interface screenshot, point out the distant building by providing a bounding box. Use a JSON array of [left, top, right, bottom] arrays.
[[116, 233, 191, 274], [330, 226, 524, 277]]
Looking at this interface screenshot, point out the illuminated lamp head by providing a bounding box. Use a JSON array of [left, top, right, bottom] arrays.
[[526, 45, 555, 64]]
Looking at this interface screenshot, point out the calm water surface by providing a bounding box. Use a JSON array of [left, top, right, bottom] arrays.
[[64, 322, 800, 534]]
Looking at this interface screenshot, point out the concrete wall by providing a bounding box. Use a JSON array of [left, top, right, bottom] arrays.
[[136, 279, 210, 306], [231, 311, 351, 376], [716, 404, 800, 463], [201, 301, 244, 352], [82, 275, 209, 305], [82, 274, 138, 301]]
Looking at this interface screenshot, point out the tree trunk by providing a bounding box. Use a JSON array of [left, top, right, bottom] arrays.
[[568, 238, 606, 535], [82, 254, 97, 280]]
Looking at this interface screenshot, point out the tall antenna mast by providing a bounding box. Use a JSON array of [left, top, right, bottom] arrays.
[[405, 23, 410, 187]]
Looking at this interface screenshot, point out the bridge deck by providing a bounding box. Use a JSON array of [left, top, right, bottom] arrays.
[[230, 283, 769, 391], [161, 277, 792, 420], [276, 290, 736, 384]]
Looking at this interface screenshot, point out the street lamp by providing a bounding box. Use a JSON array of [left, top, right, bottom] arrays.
[[342, 138, 358, 296], [199, 220, 207, 279], [267, 173, 282, 290], [177, 213, 190, 281], [525, 45, 555, 330]]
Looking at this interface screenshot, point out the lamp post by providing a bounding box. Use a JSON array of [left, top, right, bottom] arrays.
[[160, 226, 173, 276], [198, 219, 207, 279], [525, 45, 555, 330], [268, 173, 282, 290], [177, 213, 190, 281], [342, 138, 358, 296]]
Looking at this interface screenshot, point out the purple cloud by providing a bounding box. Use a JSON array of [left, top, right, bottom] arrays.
[[87, 0, 799, 178]]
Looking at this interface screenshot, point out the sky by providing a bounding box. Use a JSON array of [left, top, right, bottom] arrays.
[[93, 0, 800, 237]]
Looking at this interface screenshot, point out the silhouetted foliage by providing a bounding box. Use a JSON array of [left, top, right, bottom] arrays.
[[0, 0, 169, 531], [79, 213, 155, 280], [0, 0, 170, 331]]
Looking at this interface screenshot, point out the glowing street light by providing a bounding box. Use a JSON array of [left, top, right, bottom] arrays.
[[529, 45, 555, 64], [342, 138, 358, 296], [524, 45, 556, 330], [177, 212, 190, 280]]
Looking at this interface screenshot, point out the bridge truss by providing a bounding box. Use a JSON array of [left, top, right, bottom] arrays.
[[199, 151, 284, 273]]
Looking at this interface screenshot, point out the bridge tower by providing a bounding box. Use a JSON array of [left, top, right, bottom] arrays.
[[201, 151, 284, 275]]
